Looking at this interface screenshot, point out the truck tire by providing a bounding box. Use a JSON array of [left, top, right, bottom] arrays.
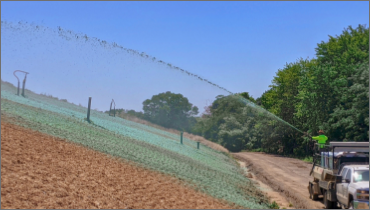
[[309, 184, 313, 199], [324, 190, 335, 209], [310, 184, 318, 200], [348, 200, 354, 209]]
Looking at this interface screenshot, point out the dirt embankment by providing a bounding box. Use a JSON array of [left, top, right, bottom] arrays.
[[1, 120, 234, 209], [233, 152, 325, 209]]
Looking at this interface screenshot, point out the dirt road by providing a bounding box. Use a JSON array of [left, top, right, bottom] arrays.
[[1, 120, 234, 209], [233, 152, 325, 209]]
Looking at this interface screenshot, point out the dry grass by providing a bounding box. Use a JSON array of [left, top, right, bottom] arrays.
[[40, 92, 59, 100], [117, 113, 229, 153]]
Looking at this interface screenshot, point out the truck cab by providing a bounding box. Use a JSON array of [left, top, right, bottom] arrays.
[[337, 165, 369, 209]]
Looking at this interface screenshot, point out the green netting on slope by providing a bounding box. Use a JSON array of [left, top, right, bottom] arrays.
[[1, 82, 231, 173], [1, 97, 268, 209], [1, 80, 202, 147]]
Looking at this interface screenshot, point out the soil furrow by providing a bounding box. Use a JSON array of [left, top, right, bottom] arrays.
[[1, 119, 235, 209]]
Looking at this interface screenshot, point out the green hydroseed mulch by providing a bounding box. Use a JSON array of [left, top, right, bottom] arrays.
[[1, 81, 269, 209]]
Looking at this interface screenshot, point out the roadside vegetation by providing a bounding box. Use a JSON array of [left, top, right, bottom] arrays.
[[117, 24, 369, 159], [193, 24, 369, 158]]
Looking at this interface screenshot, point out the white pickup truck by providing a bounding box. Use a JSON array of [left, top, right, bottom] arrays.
[[337, 165, 369, 209]]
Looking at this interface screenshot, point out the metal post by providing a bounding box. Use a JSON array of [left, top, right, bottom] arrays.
[[17, 81, 20, 96], [180, 132, 183, 144], [109, 99, 116, 117], [87, 97, 92, 122], [197, 142, 200, 149], [21, 74, 27, 97], [332, 147, 334, 171], [13, 70, 29, 96]]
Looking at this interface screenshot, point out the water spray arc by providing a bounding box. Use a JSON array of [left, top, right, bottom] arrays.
[[59, 25, 303, 133], [4, 21, 304, 135], [13, 70, 29, 97], [236, 95, 305, 134]]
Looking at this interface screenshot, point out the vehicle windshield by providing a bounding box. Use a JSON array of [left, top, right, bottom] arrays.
[[353, 170, 369, 182]]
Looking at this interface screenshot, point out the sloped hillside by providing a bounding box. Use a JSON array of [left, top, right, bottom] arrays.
[[1, 80, 269, 209]]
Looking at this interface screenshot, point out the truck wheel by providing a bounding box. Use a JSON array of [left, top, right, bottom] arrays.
[[310, 184, 318, 200], [309, 184, 313, 199], [348, 200, 354, 209], [323, 190, 334, 209]]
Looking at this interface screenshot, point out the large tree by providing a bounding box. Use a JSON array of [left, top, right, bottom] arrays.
[[295, 24, 369, 141], [192, 24, 369, 157], [315, 24, 369, 68], [260, 59, 315, 126], [327, 63, 369, 141], [192, 93, 262, 152], [142, 91, 198, 131]]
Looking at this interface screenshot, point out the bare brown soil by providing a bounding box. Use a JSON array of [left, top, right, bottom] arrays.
[[1, 120, 235, 209], [233, 152, 325, 209]]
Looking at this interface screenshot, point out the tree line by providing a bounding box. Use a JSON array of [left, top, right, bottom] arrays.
[[109, 24, 369, 158]]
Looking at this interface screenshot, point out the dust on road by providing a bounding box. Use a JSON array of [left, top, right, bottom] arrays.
[[233, 152, 325, 209], [1, 120, 235, 209]]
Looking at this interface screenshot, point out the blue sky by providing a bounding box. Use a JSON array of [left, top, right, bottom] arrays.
[[1, 1, 369, 112]]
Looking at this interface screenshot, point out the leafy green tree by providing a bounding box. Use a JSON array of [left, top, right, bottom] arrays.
[[256, 89, 277, 111], [327, 63, 369, 141], [126, 109, 145, 118], [296, 25, 369, 141], [142, 91, 198, 131], [192, 24, 369, 157], [264, 59, 315, 125], [295, 63, 333, 134], [193, 93, 268, 152], [238, 92, 256, 103], [218, 115, 247, 152], [316, 24, 369, 68]]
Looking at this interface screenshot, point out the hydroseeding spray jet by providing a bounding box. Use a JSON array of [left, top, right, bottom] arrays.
[[3, 20, 304, 135]]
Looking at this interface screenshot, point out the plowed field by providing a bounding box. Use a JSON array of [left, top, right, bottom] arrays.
[[1, 120, 234, 209]]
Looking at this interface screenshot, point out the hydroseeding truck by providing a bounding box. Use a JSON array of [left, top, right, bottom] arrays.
[[308, 142, 369, 209]]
